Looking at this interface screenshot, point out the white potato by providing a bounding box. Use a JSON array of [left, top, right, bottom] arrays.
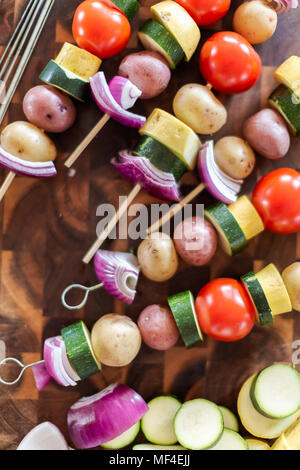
[[214, 136, 256, 179], [282, 263, 300, 312], [91, 314, 142, 367], [173, 84, 227, 134], [233, 1, 277, 45], [0, 121, 57, 162], [138, 232, 178, 282]]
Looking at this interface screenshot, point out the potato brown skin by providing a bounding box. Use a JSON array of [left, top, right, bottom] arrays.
[[138, 304, 180, 351]]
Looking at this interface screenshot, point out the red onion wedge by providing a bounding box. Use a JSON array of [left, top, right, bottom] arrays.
[[112, 151, 181, 202], [67, 383, 148, 449], [94, 250, 140, 305], [198, 141, 243, 204], [17, 422, 69, 450], [109, 76, 142, 110], [31, 362, 52, 391], [44, 336, 79, 387], [90, 72, 146, 128], [269, 0, 298, 13], [0, 145, 57, 178]]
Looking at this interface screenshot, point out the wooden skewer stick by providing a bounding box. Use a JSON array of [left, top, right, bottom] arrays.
[[0, 171, 16, 202], [65, 113, 111, 168], [83, 183, 142, 264], [147, 183, 206, 234]]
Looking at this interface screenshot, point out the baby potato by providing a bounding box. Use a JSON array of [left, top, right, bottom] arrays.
[[243, 108, 290, 160], [138, 232, 178, 282], [282, 263, 300, 312], [0, 121, 57, 162], [233, 1, 277, 44], [91, 314, 142, 367], [118, 51, 171, 100], [173, 217, 218, 266], [23, 85, 77, 133], [138, 304, 180, 351], [214, 136, 255, 179], [173, 84, 227, 134]]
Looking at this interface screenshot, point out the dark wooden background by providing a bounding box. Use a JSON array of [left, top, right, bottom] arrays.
[[0, 0, 299, 450]]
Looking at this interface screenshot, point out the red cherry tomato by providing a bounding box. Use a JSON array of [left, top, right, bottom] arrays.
[[195, 278, 256, 342], [72, 0, 131, 59], [175, 0, 230, 26], [199, 31, 261, 94], [252, 168, 300, 234]]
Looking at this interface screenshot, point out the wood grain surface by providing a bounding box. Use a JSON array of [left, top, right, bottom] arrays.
[[0, 0, 300, 451]]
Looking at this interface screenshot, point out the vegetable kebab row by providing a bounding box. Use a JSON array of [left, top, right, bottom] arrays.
[[0, 0, 142, 200], [16, 363, 300, 450]]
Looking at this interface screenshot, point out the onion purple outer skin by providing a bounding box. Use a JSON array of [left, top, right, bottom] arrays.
[[31, 362, 53, 391], [0, 145, 57, 178], [67, 383, 148, 449], [112, 151, 181, 202]]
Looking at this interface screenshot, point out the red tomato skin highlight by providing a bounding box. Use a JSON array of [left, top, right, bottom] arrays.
[[72, 0, 131, 59], [199, 31, 262, 94], [195, 278, 256, 342], [252, 168, 300, 234], [175, 0, 231, 26]]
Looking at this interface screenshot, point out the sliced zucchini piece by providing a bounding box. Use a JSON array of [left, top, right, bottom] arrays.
[[241, 271, 274, 326], [61, 321, 101, 380], [102, 422, 140, 449], [228, 196, 264, 241], [208, 429, 248, 450], [174, 399, 224, 450], [204, 203, 248, 256], [237, 374, 299, 439], [279, 420, 300, 450], [133, 135, 188, 182], [141, 396, 181, 445], [251, 364, 300, 419], [219, 406, 239, 432], [168, 291, 203, 349], [271, 433, 291, 450], [111, 0, 139, 20], [138, 20, 185, 70], [133, 444, 185, 450], [269, 85, 300, 136], [55, 43, 101, 82], [246, 439, 271, 450], [139, 108, 201, 170], [255, 264, 292, 316], [151, 1, 200, 61], [274, 56, 300, 100]]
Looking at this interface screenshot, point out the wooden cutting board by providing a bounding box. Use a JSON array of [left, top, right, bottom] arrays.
[[0, 0, 299, 450]]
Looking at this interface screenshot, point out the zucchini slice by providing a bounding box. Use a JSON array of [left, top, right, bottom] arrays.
[[133, 444, 185, 450], [139, 108, 201, 170], [237, 374, 299, 439], [246, 439, 271, 450], [219, 406, 239, 432], [241, 271, 274, 326], [174, 399, 224, 450], [208, 429, 248, 450], [141, 396, 181, 446], [102, 422, 140, 449], [61, 321, 101, 380], [111, 0, 139, 20], [228, 196, 265, 241], [133, 135, 188, 182], [204, 203, 248, 256], [269, 85, 300, 136], [168, 291, 203, 349], [276, 420, 300, 450], [150, 1, 200, 61], [55, 43, 101, 82], [251, 364, 300, 419], [255, 264, 292, 316], [138, 20, 185, 70], [271, 433, 291, 450], [274, 56, 300, 100]]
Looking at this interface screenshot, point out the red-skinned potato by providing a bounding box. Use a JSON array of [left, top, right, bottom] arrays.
[[173, 217, 218, 266], [118, 51, 171, 99], [23, 85, 77, 133], [243, 108, 290, 159], [138, 305, 180, 351]]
